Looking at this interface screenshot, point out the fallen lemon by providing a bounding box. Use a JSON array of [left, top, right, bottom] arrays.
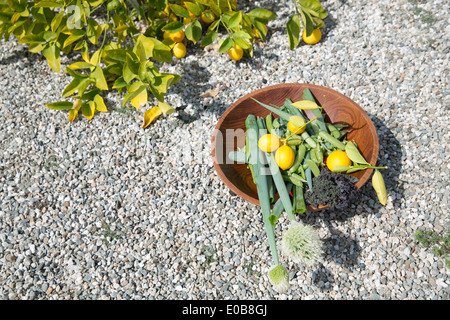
[[303, 28, 322, 45]]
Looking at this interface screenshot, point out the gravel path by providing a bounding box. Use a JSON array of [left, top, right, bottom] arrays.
[[0, 0, 449, 300]]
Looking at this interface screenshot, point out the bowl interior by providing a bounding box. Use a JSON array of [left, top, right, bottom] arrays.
[[212, 83, 379, 210]]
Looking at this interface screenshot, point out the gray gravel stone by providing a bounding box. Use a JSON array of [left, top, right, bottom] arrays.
[[0, 0, 449, 300]]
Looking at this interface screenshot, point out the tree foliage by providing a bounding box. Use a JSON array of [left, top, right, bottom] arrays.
[[0, 0, 327, 126]]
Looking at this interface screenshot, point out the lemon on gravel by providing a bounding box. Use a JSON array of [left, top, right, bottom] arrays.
[[326, 150, 352, 172], [302, 28, 322, 45], [173, 42, 186, 59], [275, 145, 295, 170], [258, 134, 280, 153], [287, 116, 306, 134]]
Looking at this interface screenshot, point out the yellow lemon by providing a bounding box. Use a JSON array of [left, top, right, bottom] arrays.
[[326, 150, 352, 172], [173, 42, 186, 59], [275, 145, 295, 170], [201, 11, 215, 24], [258, 134, 280, 153], [287, 116, 306, 134], [228, 44, 244, 61], [166, 29, 185, 43], [303, 28, 322, 45]]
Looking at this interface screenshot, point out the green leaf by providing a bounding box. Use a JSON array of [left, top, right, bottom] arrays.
[[81, 100, 95, 120], [161, 21, 184, 33], [345, 142, 370, 165], [63, 29, 85, 48], [34, 1, 64, 8], [112, 77, 127, 89], [91, 66, 108, 90], [42, 43, 60, 73], [86, 18, 102, 44], [218, 37, 233, 53], [126, 52, 140, 75], [169, 3, 190, 19], [184, 1, 202, 16], [149, 38, 172, 62], [233, 38, 251, 50], [286, 14, 301, 50], [45, 101, 73, 110], [200, 31, 217, 47], [62, 77, 91, 97], [51, 11, 64, 32], [227, 10, 242, 29], [68, 61, 94, 70], [185, 20, 202, 44], [247, 8, 276, 23], [104, 48, 127, 62], [300, 8, 314, 37]]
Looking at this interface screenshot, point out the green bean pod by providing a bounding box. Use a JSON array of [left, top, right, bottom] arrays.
[[288, 143, 306, 174], [265, 113, 274, 134], [301, 131, 317, 149], [326, 123, 341, 138], [318, 130, 346, 150]]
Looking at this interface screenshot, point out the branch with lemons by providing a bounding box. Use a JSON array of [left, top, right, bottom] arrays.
[[1, 0, 328, 127]]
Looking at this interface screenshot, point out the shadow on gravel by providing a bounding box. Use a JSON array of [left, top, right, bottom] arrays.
[[298, 115, 403, 285]]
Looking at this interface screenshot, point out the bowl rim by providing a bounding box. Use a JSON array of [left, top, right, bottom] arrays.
[[211, 83, 380, 209]]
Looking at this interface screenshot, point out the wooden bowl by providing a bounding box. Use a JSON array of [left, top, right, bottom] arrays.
[[211, 83, 380, 211]]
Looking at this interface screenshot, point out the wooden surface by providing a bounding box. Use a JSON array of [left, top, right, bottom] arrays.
[[211, 83, 380, 211]]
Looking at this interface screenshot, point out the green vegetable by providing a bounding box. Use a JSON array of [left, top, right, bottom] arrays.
[[269, 183, 293, 227], [301, 131, 317, 149], [326, 123, 343, 139], [265, 113, 274, 134], [288, 143, 306, 174], [302, 88, 328, 132], [344, 141, 369, 165], [305, 159, 320, 177], [245, 115, 279, 265], [251, 98, 292, 121], [228, 151, 247, 163], [294, 184, 306, 214], [304, 169, 358, 209], [265, 152, 296, 221], [318, 130, 345, 150]]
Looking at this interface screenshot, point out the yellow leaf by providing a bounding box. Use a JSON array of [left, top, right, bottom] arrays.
[[68, 100, 81, 122], [94, 94, 107, 112], [291, 100, 320, 110], [90, 49, 102, 66], [68, 109, 78, 122], [158, 101, 175, 115], [81, 42, 90, 63], [142, 106, 162, 128], [131, 88, 148, 109], [199, 90, 219, 98]]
